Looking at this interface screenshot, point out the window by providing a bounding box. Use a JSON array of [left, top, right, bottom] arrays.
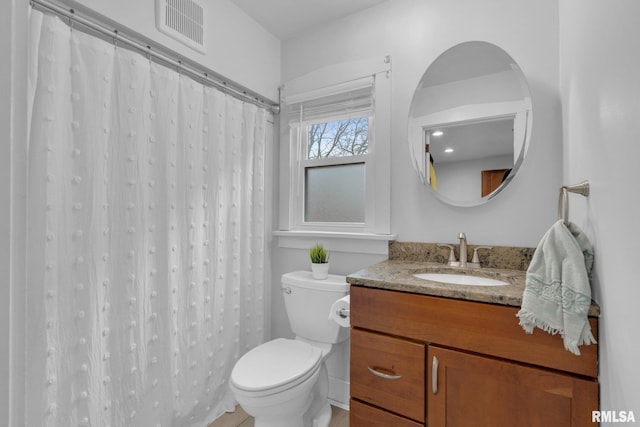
[[307, 117, 369, 159], [304, 116, 370, 224], [278, 58, 392, 238], [286, 78, 375, 233]]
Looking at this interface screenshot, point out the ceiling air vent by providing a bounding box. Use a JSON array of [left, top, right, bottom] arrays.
[[156, 0, 206, 53]]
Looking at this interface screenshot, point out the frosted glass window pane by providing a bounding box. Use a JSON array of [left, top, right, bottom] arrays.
[[305, 163, 365, 223], [308, 117, 369, 159]]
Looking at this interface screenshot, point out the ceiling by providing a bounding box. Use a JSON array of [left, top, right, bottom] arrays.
[[430, 118, 515, 164], [229, 0, 389, 40]]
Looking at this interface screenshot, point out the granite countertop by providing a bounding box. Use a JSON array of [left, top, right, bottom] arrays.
[[346, 259, 601, 317]]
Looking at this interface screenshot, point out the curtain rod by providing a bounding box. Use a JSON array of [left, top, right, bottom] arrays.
[[30, 0, 280, 114]]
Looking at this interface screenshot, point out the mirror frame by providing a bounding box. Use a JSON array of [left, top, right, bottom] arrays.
[[408, 41, 533, 207]]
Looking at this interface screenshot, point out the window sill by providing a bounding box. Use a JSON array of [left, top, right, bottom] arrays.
[[273, 230, 396, 256]]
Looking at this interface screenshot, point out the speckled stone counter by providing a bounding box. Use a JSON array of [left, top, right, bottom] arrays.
[[346, 258, 601, 317], [388, 241, 535, 271]]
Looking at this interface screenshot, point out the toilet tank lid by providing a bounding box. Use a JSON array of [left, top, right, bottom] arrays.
[[282, 271, 349, 292]]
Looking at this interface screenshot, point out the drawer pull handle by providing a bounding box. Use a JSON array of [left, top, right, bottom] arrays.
[[432, 355, 439, 395], [367, 366, 402, 380]]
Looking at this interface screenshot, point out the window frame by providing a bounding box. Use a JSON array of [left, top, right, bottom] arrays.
[[278, 57, 392, 239]]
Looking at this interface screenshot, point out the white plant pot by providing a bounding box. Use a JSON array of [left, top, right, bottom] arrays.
[[311, 263, 329, 280]]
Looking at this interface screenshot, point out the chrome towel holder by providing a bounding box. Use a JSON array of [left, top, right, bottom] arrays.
[[558, 181, 590, 225]]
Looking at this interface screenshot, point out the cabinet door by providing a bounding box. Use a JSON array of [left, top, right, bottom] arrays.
[[428, 346, 599, 427], [481, 168, 509, 196]]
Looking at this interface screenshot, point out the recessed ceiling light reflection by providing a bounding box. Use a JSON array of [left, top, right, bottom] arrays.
[[444, 148, 454, 153], [431, 131, 444, 137]]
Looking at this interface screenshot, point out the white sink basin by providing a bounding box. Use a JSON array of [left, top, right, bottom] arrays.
[[413, 273, 509, 287]]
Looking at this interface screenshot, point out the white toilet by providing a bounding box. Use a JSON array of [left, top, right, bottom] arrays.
[[229, 271, 350, 427]]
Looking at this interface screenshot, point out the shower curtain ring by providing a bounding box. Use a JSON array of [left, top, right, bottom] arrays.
[[68, 9, 74, 31]]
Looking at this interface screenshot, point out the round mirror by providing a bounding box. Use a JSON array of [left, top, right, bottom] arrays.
[[408, 41, 532, 206]]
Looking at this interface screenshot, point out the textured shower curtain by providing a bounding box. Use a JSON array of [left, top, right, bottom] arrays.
[[26, 10, 268, 427]]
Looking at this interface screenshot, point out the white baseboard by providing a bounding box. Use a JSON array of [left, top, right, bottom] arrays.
[[328, 376, 350, 409], [329, 399, 350, 411]]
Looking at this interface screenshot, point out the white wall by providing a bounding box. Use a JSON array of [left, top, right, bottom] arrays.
[[438, 155, 513, 202], [559, 0, 640, 419], [0, 8, 12, 425], [61, 0, 281, 101], [272, 0, 562, 339], [0, 17, 11, 422], [412, 70, 524, 117], [1, 1, 29, 425]]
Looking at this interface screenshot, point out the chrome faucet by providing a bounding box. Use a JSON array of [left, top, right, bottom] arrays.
[[458, 232, 468, 268], [439, 233, 492, 268]]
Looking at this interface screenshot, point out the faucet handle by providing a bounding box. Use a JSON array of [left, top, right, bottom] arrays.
[[437, 244, 457, 265], [471, 246, 493, 264]]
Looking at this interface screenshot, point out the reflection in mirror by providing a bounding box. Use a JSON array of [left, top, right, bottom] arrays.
[[408, 41, 532, 207]]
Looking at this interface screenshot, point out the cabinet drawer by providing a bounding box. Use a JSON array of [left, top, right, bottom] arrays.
[[350, 399, 423, 427], [350, 328, 425, 422]]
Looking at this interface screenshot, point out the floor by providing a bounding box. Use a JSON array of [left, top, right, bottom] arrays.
[[209, 405, 349, 427]]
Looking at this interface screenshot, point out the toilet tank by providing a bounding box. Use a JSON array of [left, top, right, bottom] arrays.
[[282, 271, 350, 344]]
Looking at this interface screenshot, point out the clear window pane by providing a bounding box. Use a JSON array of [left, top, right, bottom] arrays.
[[307, 117, 369, 159], [305, 163, 365, 223]]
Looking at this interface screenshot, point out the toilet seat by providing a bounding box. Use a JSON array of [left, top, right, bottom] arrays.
[[230, 338, 322, 397]]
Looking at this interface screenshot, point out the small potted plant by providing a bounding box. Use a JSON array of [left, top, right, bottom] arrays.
[[309, 243, 330, 280]]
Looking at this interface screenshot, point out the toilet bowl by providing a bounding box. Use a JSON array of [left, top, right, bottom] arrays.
[[230, 338, 328, 427], [229, 271, 349, 427]]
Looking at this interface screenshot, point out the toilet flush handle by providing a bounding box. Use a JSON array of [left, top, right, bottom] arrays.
[[282, 287, 292, 294]]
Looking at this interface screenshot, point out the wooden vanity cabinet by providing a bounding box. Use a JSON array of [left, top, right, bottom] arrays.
[[349, 286, 599, 427]]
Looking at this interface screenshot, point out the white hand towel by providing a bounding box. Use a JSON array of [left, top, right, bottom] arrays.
[[517, 220, 596, 355]]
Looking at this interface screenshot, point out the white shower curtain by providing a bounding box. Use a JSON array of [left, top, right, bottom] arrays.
[[26, 10, 269, 427]]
